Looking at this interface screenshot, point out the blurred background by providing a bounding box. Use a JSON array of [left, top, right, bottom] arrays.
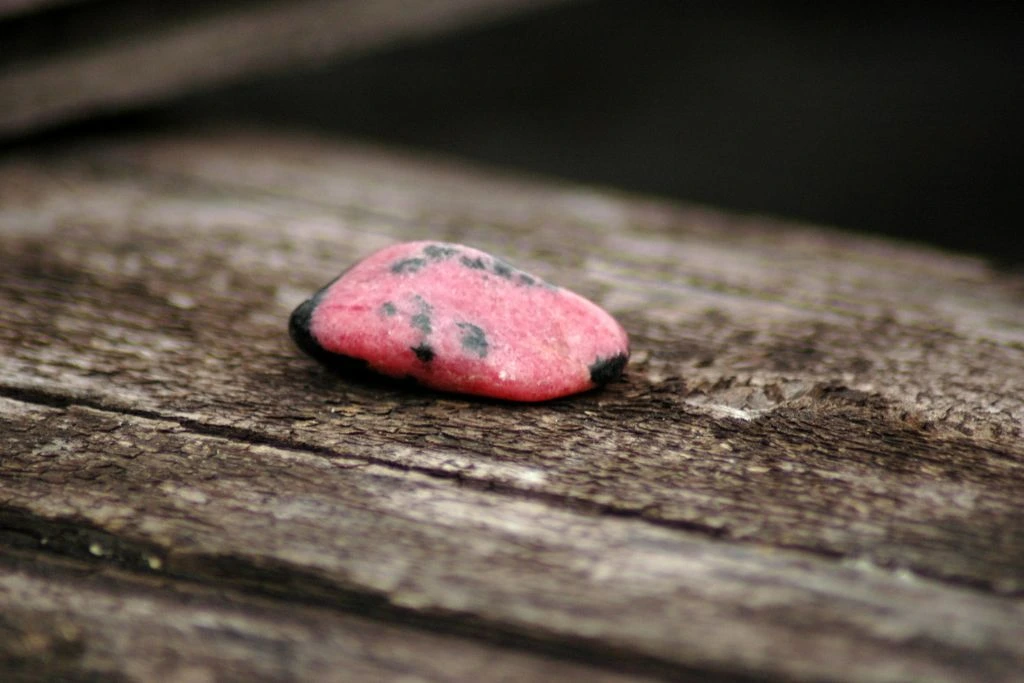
[[6, 0, 1023, 263]]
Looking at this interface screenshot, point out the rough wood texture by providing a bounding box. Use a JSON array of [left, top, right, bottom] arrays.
[[0, 0, 574, 137], [0, 550, 647, 683], [1, 128, 1023, 682]]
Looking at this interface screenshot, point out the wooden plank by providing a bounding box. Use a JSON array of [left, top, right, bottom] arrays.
[[0, 552, 647, 683], [2, 399, 1022, 682], [3, 129, 1022, 589], [1, 128, 1023, 681], [0, 0, 575, 137]]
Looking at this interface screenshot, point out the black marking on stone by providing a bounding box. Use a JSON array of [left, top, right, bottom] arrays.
[[492, 259, 514, 279], [423, 244, 458, 260], [411, 313, 432, 334], [460, 255, 487, 270], [456, 322, 489, 358], [588, 353, 628, 386], [412, 343, 436, 363], [518, 273, 536, 286], [410, 295, 433, 334], [391, 257, 427, 274], [380, 302, 397, 317]]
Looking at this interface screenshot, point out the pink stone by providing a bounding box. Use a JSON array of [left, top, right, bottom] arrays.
[[289, 241, 629, 402]]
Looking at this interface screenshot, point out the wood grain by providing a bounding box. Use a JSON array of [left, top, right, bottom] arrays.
[[1, 128, 1022, 681], [0, 550, 648, 683]]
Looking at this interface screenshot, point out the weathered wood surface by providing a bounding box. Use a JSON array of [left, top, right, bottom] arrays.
[[0, 549, 643, 683], [0, 0, 574, 138], [1, 128, 1023, 682]]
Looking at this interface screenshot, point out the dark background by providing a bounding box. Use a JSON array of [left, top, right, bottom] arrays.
[[166, 0, 1023, 264]]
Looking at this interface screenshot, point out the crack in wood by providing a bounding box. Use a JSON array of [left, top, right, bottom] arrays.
[[0, 385, 747, 542], [0, 521, 754, 683], [8, 382, 1018, 598], [4, 363, 1024, 593], [0, 548, 682, 683]]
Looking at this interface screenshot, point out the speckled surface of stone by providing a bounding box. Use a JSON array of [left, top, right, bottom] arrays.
[[289, 241, 629, 401]]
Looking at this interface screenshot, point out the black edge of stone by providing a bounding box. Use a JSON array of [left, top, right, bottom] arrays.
[[588, 353, 628, 386], [288, 279, 375, 377], [288, 287, 328, 361]]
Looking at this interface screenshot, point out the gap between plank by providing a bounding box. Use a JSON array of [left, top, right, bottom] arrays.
[[0, 382, 1013, 599]]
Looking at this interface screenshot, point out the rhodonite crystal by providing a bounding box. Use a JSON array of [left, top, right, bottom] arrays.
[[289, 241, 629, 401]]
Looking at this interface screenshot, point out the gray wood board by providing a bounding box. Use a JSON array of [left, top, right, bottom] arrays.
[[0, 548, 650, 683], [1, 128, 1023, 681]]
